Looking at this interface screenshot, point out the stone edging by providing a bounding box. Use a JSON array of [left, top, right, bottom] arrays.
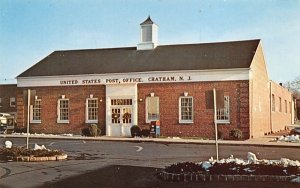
[[159, 171, 299, 183], [8, 154, 68, 162]]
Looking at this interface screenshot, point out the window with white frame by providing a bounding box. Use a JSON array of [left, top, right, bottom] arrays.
[[57, 97, 69, 123], [86, 98, 98, 123], [10, 97, 16, 107], [146, 96, 159, 122], [217, 96, 230, 123], [179, 97, 193, 123], [30, 98, 41, 123]]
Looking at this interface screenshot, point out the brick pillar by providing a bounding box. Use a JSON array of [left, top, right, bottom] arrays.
[[16, 88, 25, 128]]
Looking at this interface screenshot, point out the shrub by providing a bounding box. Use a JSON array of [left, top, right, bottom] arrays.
[[89, 124, 99, 137], [229, 128, 243, 140], [81, 127, 91, 136], [13, 127, 27, 133], [130, 125, 141, 137], [141, 129, 150, 137], [81, 124, 101, 137], [0, 146, 63, 159]]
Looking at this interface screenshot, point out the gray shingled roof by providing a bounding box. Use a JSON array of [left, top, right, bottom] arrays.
[[18, 39, 260, 78]]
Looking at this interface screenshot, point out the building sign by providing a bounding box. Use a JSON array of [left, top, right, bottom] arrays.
[[59, 76, 192, 85], [17, 69, 250, 87]]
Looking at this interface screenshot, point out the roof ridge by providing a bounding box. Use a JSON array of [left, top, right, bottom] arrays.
[[52, 39, 261, 53]]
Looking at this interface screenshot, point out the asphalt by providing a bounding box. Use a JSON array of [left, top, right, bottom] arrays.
[[0, 132, 299, 148]]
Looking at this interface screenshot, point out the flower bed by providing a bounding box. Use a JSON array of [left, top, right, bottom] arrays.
[[160, 154, 300, 183], [0, 146, 67, 162]]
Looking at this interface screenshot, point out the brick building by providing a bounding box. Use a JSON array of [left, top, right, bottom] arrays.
[[0, 84, 17, 116], [15, 17, 293, 139]]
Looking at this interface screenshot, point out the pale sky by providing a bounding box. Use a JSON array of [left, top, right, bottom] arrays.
[[0, 0, 300, 84]]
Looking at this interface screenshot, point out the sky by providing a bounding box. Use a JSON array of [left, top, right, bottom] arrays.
[[0, 0, 300, 84]]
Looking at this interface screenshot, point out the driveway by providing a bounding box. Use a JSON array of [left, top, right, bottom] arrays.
[[0, 138, 299, 188]]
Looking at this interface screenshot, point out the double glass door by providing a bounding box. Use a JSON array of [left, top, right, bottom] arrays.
[[110, 99, 133, 136], [111, 107, 132, 124]]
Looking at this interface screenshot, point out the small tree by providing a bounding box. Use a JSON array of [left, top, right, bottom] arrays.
[[89, 124, 99, 137], [229, 128, 243, 140]]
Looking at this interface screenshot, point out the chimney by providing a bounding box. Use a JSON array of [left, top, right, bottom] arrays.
[[137, 16, 158, 50]]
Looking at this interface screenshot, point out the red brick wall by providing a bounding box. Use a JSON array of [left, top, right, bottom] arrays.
[[138, 81, 250, 139], [17, 86, 106, 134], [270, 81, 293, 132], [17, 81, 250, 138], [0, 84, 17, 115]]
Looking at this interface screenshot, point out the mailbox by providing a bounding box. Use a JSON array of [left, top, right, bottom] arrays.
[[155, 120, 160, 137], [150, 120, 160, 138], [150, 121, 156, 137]]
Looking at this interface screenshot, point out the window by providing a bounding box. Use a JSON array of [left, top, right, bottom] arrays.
[[86, 98, 98, 123], [146, 96, 159, 122], [111, 99, 132, 105], [271, 94, 275, 112], [0, 98, 2, 107], [57, 98, 69, 123], [289, 102, 292, 114], [179, 97, 193, 123], [30, 98, 41, 123], [279, 97, 282, 112], [10, 97, 16, 107], [217, 96, 230, 123], [285, 100, 287, 113]]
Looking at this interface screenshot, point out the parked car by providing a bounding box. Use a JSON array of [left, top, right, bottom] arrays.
[[289, 127, 300, 135], [0, 113, 11, 125], [0, 113, 15, 134]]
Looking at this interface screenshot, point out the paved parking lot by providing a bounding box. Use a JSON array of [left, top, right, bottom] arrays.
[[1, 138, 299, 187]]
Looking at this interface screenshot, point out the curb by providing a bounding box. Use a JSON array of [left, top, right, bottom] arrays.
[[8, 154, 68, 162], [159, 171, 299, 183]]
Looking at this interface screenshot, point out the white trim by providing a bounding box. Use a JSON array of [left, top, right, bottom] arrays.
[[216, 96, 230, 124], [85, 98, 99, 124], [145, 96, 159, 123], [30, 99, 42, 124], [179, 96, 194, 124], [10, 97, 16, 107], [216, 120, 230, 124], [57, 98, 69, 124], [17, 68, 250, 87]]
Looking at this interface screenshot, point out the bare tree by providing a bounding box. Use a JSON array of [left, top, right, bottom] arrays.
[[284, 76, 300, 94]]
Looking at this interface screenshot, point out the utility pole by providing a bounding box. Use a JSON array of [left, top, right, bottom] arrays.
[[213, 88, 219, 161], [26, 89, 30, 149]]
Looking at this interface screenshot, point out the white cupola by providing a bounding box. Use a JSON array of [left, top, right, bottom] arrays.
[[137, 16, 158, 50]]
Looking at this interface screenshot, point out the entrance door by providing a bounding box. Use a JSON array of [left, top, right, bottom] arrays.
[[110, 99, 133, 137]]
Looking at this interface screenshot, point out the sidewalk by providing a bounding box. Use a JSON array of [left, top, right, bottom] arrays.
[[1, 133, 299, 148]]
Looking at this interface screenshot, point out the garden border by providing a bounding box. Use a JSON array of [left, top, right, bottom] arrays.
[[159, 171, 299, 183], [7, 154, 68, 162]]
